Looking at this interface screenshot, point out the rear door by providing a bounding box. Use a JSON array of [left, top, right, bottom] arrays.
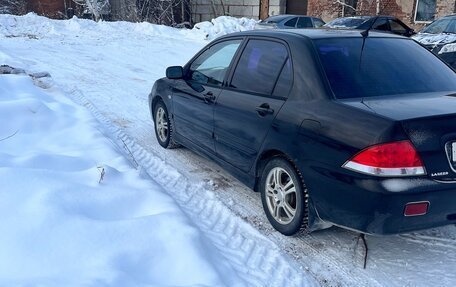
[[214, 38, 293, 172], [172, 39, 242, 152]]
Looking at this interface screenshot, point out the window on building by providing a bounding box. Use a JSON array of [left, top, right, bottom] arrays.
[[415, 0, 437, 22]]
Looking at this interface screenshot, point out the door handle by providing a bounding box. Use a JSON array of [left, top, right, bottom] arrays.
[[255, 103, 274, 116], [203, 91, 215, 103]]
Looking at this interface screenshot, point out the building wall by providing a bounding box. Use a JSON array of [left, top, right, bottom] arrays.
[[192, 0, 261, 22], [26, 0, 74, 18], [435, 0, 456, 18], [307, 0, 456, 29], [307, 0, 341, 22], [269, 0, 286, 16]]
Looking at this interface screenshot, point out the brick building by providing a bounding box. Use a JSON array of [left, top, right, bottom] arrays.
[[25, 0, 76, 18], [192, 0, 308, 22], [307, 0, 456, 28], [193, 0, 456, 28], [21, 0, 456, 28]]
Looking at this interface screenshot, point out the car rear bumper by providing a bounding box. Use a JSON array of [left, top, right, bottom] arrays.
[[304, 163, 456, 235]]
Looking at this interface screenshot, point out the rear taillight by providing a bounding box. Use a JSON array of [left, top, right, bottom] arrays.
[[342, 140, 426, 176]]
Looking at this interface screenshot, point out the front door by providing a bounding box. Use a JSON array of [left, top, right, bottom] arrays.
[[172, 39, 242, 152], [214, 39, 293, 172]]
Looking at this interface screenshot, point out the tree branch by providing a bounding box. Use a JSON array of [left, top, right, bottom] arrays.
[[334, 0, 357, 12]]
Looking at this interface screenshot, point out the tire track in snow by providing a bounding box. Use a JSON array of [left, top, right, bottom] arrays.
[[65, 86, 319, 287], [399, 234, 456, 250], [62, 83, 386, 287]]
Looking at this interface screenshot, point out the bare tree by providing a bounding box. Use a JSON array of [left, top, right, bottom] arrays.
[[136, 0, 192, 26], [71, 0, 111, 21], [335, 0, 358, 17], [0, 0, 27, 15]]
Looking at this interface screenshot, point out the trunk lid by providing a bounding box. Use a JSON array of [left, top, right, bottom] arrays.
[[342, 92, 456, 180]]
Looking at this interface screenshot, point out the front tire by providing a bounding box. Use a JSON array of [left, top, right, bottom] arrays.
[[260, 157, 308, 236], [153, 100, 179, 149]]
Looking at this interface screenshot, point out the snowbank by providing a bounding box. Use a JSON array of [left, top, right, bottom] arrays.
[[0, 13, 256, 41], [192, 16, 258, 40], [0, 72, 238, 286]]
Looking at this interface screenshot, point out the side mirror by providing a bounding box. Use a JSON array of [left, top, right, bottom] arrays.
[[166, 66, 184, 79]]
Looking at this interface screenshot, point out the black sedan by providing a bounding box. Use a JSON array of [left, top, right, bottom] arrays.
[[324, 15, 415, 37], [149, 29, 456, 236], [413, 14, 456, 69], [254, 14, 325, 29]]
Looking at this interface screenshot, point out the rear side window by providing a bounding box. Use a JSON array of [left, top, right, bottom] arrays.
[[313, 18, 325, 28], [284, 18, 298, 27], [315, 38, 456, 99], [372, 18, 389, 31], [297, 17, 312, 28], [189, 40, 242, 86], [273, 58, 293, 97], [389, 20, 407, 34], [230, 40, 289, 95]]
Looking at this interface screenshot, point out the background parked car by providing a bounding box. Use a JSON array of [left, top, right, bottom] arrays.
[[149, 29, 456, 236], [324, 15, 415, 37], [254, 14, 325, 29], [413, 14, 456, 69]]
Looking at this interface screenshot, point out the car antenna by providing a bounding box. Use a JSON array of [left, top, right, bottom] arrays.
[[360, 16, 377, 38]]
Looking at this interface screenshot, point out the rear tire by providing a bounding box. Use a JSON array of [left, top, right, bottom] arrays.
[[259, 157, 308, 236], [153, 100, 179, 149]]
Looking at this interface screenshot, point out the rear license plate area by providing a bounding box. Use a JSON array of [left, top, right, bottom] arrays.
[[453, 142, 456, 162]]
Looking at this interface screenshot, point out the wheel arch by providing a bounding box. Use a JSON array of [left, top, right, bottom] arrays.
[[256, 150, 310, 234], [151, 95, 164, 114], [254, 149, 298, 191]]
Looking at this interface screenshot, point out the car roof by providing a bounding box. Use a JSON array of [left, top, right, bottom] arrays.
[[220, 28, 405, 40], [264, 14, 316, 21]]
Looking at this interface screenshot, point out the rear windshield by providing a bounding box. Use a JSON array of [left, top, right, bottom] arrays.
[[421, 17, 456, 34], [325, 17, 368, 28], [263, 15, 289, 23], [315, 38, 456, 99]]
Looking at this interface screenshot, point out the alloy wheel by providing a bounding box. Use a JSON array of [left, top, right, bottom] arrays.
[[265, 167, 297, 225], [155, 106, 168, 142]]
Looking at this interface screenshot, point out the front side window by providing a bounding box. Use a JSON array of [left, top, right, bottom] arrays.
[[231, 39, 290, 95], [315, 38, 456, 99], [415, 0, 436, 22], [189, 40, 242, 86]]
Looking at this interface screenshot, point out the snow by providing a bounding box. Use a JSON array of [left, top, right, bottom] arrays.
[[1, 12, 456, 287], [412, 32, 456, 45], [0, 72, 238, 286], [192, 16, 258, 40], [0, 13, 316, 287]]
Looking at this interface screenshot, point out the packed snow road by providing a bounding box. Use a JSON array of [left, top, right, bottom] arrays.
[[1, 14, 456, 286]]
